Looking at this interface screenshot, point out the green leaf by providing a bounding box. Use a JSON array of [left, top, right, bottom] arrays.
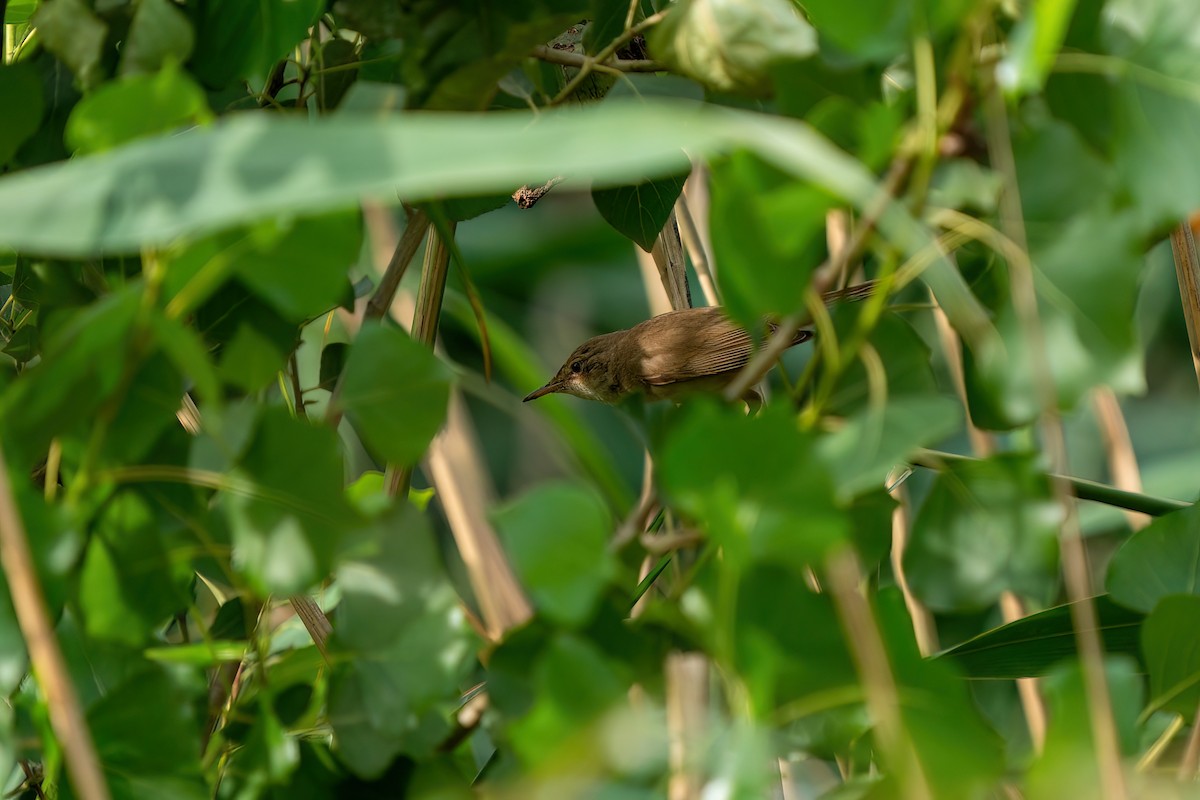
[[88, 666, 207, 798], [80, 492, 189, 645], [1026, 657, 1142, 800], [190, 0, 323, 89], [709, 150, 833, 327], [0, 286, 140, 463], [801, 0, 972, 62], [65, 63, 213, 154], [939, 595, 1145, 679], [649, 0, 817, 95], [735, 564, 856, 716], [234, 211, 363, 320], [818, 394, 962, 498], [1101, 0, 1200, 230], [316, 37, 360, 111], [1142, 595, 1200, 719], [224, 408, 358, 595], [1107, 503, 1200, 613], [998, 0, 1079, 96], [506, 633, 631, 765], [592, 172, 688, 252], [329, 505, 477, 775], [4, 0, 39, 23], [658, 401, 847, 569], [492, 482, 616, 627], [877, 589, 1006, 799], [338, 322, 453, 466], [33, 0, 108, 88], [334, 505, 459, 649], [120, 0, 196, 76], [0, 64, 45, 165], [905, 453, 1062, 612]]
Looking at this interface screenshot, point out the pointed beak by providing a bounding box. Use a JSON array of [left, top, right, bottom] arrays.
[[523, 382, 560, 402]]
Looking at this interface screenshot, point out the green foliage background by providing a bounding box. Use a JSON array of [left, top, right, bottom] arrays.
[[2, 0, 1200, 797]]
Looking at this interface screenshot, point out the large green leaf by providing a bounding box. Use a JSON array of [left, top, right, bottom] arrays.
[[65, 64, 212, 154], [0, 64, 44, 166], [492, 482, 617, 627], [1107, 503, 1200, 613], [592, 172, 688, 252], [1026, 657, 1142, 800], [329, 508, 477, 777], [1142, 595, 1200, 719], [939, 596, 1145, 679], [337, 322, 453, 466], [222, 408, 358, 595], [658, 401, 847, 569], [905, 454, 1062, 612], [648, 0, 817, 94]]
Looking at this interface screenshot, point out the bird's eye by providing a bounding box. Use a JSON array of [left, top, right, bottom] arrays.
[[570, 360, 583, 374]]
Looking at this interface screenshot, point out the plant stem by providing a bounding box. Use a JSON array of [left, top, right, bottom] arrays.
[[911, 449, 1189, 518]]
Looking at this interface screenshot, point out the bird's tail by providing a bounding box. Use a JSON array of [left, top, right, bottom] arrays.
[[820, 280, 878, 305]]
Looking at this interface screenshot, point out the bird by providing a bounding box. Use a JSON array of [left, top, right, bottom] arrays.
[[524, 281, 877, 404]]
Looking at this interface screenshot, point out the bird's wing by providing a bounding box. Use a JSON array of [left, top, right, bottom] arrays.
[[639, 308, 813, 386], [640, 314, 753, 385]]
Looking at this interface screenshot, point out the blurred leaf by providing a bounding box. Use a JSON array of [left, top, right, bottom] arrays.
[[492, 482, 616, 627], [34, 0, 108, 88], [1101, 0, 1200, 230], [0, 286, 139, 463], [338, 322, 453, 466], [329, 508, 476, 776], [235, 212, 362, 320], [189, 0, 323, 89], [319, 342, 348, 389], [877, 590, 1006, 799], [801, 0, 973, 62], [735, 564, 855, 715], [818, 394, 962, 498], [1107, 503, 1200, 613], [591, 172, 687, 252], [4, 0, 38, 23], [506, 633, 629, 765], [0, 64, 44, 165], [928, 159, 1003, 213], [1142, 595, 1200, 719], [225, 408, 357, 595], [0, 103, 875, 258], [905, 453, 1062, 612], [66, 63, 212, 154], [88, 665, 207, 799], [709, 150, 832, 327], [120, 0, 196, 76], [939, 595, 1145, 679], [334, 505, 459, 649], [80, 492, 188, 645], [1026, 657, 1142, 800], [317, 37, 360, 111], [998, 0, 1078, 96], [659, 401, 847, 569], [650, 0, 816, 95], [825, 312, 940, 417]]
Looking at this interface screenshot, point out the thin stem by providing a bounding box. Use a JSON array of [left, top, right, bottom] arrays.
[[984, 72, 1127, 800], [530, 44, 663, 73], [910, 449, 1188, 518], [550, 11, 669, 105], [0, 441, 111, 800]]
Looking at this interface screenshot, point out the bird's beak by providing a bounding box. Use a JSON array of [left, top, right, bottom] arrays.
[[523, 381, 560, 402]]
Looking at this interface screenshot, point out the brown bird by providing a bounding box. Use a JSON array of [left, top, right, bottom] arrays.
[[524, 282, 877, 404]]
